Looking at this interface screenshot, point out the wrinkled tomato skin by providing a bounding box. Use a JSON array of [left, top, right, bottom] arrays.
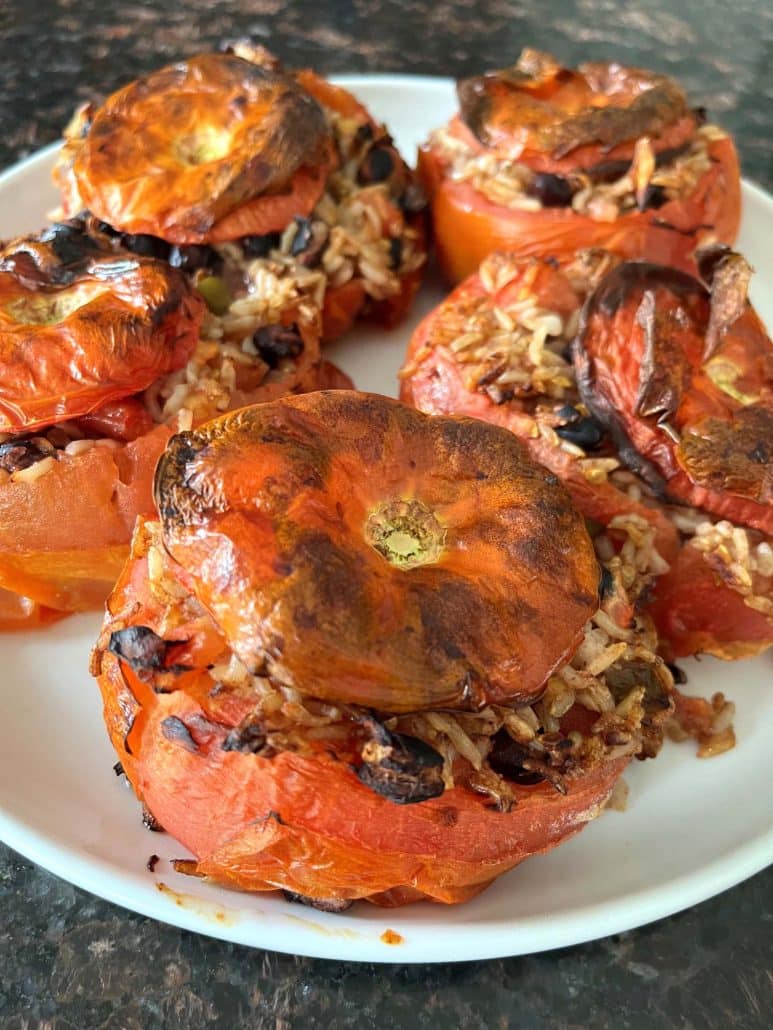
[[648, 544, 773, 659], [575, 263, 773, 535], [418, 135, 740, 284], [93, 535, 625, 906]]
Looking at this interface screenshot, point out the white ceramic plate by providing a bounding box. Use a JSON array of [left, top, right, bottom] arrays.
[[0, 76, 771, 964]]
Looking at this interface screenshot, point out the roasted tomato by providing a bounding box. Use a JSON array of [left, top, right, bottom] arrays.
[[92, 524, 628, 904], [53, 49, 427, 341], [0, 223, 203, 433], [400, 251, 680, 563], [92, 398, 674, 905], [574, 253, 773, 535], [66, 54, 331, 243], [419, 49, 740, 283], [153, 391, 599, 711], [401, 249, 771, 660]]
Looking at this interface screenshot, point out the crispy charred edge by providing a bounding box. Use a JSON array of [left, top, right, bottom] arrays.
[[356, 716, 445, 805], [0, 220, 196, 321], [153, 427, 214, 529], [572, 261, 707, 494], [457, 55, 690, 159]]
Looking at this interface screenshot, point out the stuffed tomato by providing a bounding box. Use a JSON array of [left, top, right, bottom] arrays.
[[418, 49, 740, 283], [400, 249, 772, 661], [53, 45, 427, 341], [91, 392, 673, 907]]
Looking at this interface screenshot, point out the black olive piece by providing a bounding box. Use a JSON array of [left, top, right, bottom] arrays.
[[282, 890, 353, 913], [693, 105, 708, 126], [555, 404, 581, 424], [0, 438, 56, 474], [357, 728, 445, 805], [222, 716, 266, 754], [487, 731, 546, 786], [40, 221, 101, 265], [168, 244, 222, 274], [666, 662, 688, 685], [598, 564, 614, 599], [398, 182, 428, 214], [290, 217, 313, 257], [147, 854, 160, 872], [389, 237, 403, 270], [120, 233, 171, 261], [112, 761, 125, 777], [241, 231, 281, 257], [253, 323, 304, 369], [108, 625, 169, 671], [638, 184, 667, 211], [530, 172, 573, 207], [358, 145, 395, 185], [555, 415, 605, 450]]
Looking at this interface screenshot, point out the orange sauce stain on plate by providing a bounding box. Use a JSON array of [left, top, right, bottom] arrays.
[[380, 928, 404, 945], [155, 881, 236, 926]]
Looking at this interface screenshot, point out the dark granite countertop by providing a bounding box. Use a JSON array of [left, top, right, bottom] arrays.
[[1, 1, 772, 1026]]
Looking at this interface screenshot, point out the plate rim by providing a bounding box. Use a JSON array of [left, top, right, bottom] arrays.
[[0, 73, 771, 963]]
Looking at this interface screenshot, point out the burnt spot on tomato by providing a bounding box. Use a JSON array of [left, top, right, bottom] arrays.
[[282, 890, 353, 913], [142, 805, 165, 832], [253, 323, 304, 368], [109, 626, 169, 671], [40, 221, 102, 266], [160, 715, 199, 753], [221, 715, 267, 754], [0, 437, 57, 474], [358, 723, 444, 804]]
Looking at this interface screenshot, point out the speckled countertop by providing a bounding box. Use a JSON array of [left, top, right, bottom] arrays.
[[1, 1, 772, 1026]]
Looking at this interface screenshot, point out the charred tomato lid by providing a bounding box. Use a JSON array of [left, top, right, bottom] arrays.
[[72, 53, 331, 241], [457, 48, 694, 170], [153, 390, 599, 712]]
